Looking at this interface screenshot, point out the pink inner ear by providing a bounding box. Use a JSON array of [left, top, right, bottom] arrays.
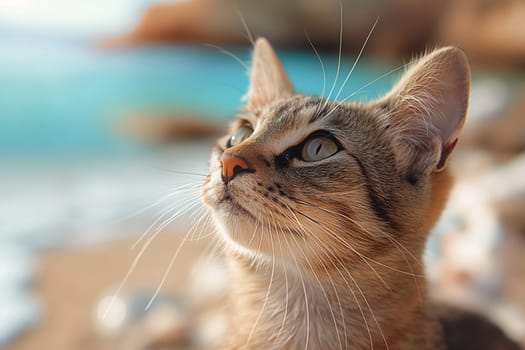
[[428, 58, 469, 148]]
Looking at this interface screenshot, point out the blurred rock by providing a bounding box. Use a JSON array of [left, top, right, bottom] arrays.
[[130, 303, 191, 349], [91, 254, 230, 350], [103, 0, 443, 59], [437, 0, 525, 67], [104, 0, 525, 66], [116, 110, 225, 143], [95, 291, 192, 350]]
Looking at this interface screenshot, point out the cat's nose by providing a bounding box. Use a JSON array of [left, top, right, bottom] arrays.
[[220, 153, 253, 183]]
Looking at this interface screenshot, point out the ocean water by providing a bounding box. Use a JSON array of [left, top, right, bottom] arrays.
[[0, 36, 398, 345], [0, 36, 397, 155]]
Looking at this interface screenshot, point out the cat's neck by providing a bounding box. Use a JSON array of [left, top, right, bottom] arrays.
[[223, 241, 446, 350]]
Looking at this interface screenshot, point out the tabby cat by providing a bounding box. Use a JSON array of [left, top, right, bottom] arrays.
[[201, 38, 471, 349]]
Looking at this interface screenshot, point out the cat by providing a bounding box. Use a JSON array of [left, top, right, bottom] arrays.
[[199, 38, 510, 349]]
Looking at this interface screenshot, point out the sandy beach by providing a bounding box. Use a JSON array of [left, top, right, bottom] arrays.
[[8, 230, 210, 350]]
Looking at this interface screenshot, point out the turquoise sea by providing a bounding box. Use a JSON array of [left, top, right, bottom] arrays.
[[0, 36, 397, 156]]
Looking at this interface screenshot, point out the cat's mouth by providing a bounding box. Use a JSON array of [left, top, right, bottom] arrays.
[[218, 193, 259, 223], [217, 191, 306, 238]]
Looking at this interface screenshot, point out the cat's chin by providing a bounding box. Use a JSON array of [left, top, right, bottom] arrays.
[[201, 182, 264, 251], [212, 197, 261, 246], [211, 210, 261, 257], [210, 205, 307, 264]]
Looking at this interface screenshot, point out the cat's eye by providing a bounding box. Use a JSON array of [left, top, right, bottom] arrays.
[[227, 124, 253, 148], [301, 136, 339, 162]]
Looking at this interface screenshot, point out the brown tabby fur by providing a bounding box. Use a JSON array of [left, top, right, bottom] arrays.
[[201, 38, 471, 349]]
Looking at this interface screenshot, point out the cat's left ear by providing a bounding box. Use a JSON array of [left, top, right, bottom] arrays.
[[377, 47, 470, 183], [246, 38, 294, 109]]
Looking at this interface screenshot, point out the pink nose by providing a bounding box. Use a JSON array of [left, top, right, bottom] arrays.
[[220, 153, 251, 183]]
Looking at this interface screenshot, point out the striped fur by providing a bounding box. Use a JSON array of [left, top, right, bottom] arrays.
[[201, 38, 470, 349]]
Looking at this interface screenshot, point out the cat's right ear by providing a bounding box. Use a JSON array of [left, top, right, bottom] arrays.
[[245, 38, 294, 109], [376, 47, 470, 184]]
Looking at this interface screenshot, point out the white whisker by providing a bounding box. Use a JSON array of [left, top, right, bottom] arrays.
[[305, 30, 327, 103], [236, 8, 255, 46], [246, 216, 276, 346], [204, 43, 249, 71], [334, 17, 380, 102], [323, 0, 344, 109]]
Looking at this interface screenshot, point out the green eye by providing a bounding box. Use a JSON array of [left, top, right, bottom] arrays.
[[228, 124, 253, 147], [301, 136, 339, 161]]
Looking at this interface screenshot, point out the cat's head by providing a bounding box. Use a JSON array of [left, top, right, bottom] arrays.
[[201, 38, 470, 269]]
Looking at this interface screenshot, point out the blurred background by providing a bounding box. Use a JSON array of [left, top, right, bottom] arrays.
[[1, 0, 525, 349]]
